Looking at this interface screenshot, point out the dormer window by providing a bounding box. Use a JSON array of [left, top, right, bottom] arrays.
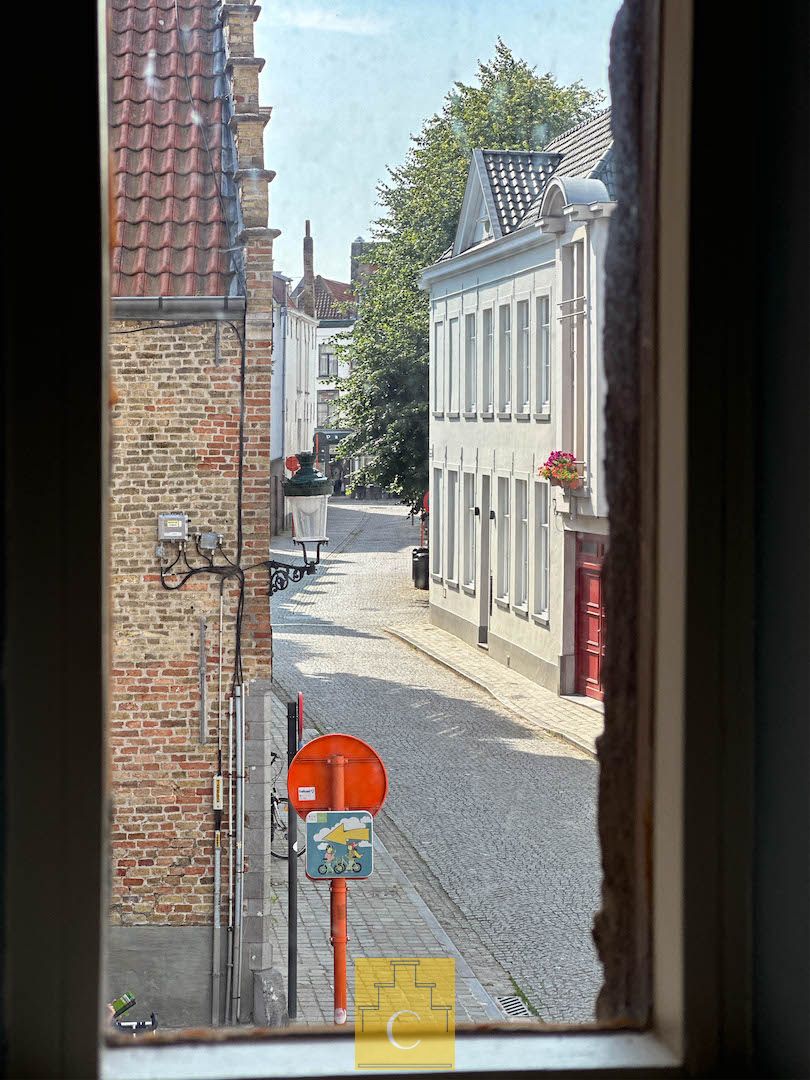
[[473, 213, 491, 244]]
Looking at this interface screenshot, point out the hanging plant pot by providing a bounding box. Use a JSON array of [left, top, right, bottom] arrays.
[[540, 450, 583, 491]]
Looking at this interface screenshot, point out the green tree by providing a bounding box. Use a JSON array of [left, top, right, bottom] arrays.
[[336, 40, 603, 502]]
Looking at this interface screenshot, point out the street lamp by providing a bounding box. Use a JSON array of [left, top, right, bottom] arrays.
[[263, 452, 332, 595], [283, 452, 331, 565]]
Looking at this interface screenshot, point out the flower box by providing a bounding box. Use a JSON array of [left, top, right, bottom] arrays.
[[539, 450, 583, 490]]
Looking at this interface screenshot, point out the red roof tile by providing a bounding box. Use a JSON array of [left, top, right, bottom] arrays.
[[109, 0, 240, 297], [291, 275, 356, 321]]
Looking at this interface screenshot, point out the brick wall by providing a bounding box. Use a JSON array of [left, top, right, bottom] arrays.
[[109, 319, 271, 925]]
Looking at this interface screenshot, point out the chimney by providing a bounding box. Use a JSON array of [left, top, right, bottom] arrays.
[[351, 235, 375, 285], [302, 220, 315, 317]]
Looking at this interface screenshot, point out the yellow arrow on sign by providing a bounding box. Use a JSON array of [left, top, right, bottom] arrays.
[[324, 822, 370, 845]]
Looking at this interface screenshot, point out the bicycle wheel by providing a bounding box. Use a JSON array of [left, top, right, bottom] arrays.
[[270, 796, 306, 859], [270, 799, 289, 859]]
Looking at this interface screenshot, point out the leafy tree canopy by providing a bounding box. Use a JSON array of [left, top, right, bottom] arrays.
[[335, 40, 603, 503]]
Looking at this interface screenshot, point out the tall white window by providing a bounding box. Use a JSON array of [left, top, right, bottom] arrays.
[[448, 318, 459, 413], [536, 295, 551, 413], [433, 321, 444, 413], [446, 470, 458, 582], [498, 303, 511, 412], [533, 480, 549, 618], [318, 344, 337, 377], [516, 300, 530, 413], [482, 308, 494, 413], [515, 479, 528, 607], [462, 472, 476, 588], [496, 475, 510, 600], [432, 468, 443, 575], [562, 241, 586, 459], [464, 313, 476, 412]]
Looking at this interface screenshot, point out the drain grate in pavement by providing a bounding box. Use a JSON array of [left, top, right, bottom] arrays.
[[496, 995, 532, 1018]]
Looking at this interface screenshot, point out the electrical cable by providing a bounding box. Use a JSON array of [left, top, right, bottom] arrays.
[[110, 321, 211, 335]]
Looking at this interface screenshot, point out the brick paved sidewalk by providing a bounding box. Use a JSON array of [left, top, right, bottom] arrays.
[[265, 694, 504, 1027], [385, 624, 602, 758]]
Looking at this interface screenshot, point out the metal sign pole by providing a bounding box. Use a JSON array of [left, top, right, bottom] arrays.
[[286, 701, 299, 1020], [329, 754, 348, 1025]]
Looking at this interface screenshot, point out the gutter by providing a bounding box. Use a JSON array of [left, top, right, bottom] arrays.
[[111, 295, 247, 321], [418, 224, 554, 290]]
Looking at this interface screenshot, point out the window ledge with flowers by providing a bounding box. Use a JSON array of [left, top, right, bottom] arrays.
[[539, 450, 586, 491]]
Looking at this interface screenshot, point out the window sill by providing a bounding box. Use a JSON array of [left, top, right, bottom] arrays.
[[431, 572, 443, 583], [480, 411, 495, 420], [462, 583, 476, 596], [494, 596, 510, 609], [497, 411, 512, 420], [533, 613, 550, 628], [432, 411, 445, 419], [515, 412, 531, 421], [463, 410, 477, 419], [534, 411, 551, 421], [447, 411, 460, 419], [512, 604, 529, 618], [101, 1028, 682, 1079], [446, 578, 459, 590]]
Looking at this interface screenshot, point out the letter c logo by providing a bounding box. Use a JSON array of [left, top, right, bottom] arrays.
[[386, 1009, 421, 1050]]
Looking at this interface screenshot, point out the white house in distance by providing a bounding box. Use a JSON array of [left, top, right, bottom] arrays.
[[293, 232, 374, 491], [419, 109, 615, 702], [270, 270, 318, 533]]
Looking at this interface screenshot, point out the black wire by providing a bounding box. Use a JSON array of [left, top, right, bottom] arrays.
[[110, 321, 211, 335], [217, 542, 235, 566], [159, 563, 239, 592], [195, 538, 214, 566]]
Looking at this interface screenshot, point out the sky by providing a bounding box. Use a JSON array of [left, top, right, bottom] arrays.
[[256, 0, 619, 285]]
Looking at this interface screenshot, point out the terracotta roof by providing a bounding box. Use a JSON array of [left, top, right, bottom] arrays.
[[109, 0, 242, 297], [292, 275, 356, 321]]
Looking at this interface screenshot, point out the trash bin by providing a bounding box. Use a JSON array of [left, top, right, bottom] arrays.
[[412, 547, 429, 590]]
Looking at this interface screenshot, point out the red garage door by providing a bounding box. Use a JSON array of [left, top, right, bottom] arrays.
[[575, 536, 607, 701]]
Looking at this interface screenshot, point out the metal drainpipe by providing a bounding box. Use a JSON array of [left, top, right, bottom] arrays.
[[280, 303, 288, 452], [224, 695, 235, 1023], [280, 304, 289, 528], [211, 584, 225, 1025], [232, 682, 245, 1022]]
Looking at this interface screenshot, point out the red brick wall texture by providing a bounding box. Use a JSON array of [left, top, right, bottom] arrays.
[[109, 319, 272, 925]]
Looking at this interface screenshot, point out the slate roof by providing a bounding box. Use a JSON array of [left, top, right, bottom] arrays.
[[291, 275, 357, 321], [542, 107, 613, 187], [109, 0, 242, 297], [477, 150, 562, 236]]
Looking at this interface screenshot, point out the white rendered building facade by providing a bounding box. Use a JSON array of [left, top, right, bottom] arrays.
[[420, 113, 615, 700], [270, 273, 318, 532]]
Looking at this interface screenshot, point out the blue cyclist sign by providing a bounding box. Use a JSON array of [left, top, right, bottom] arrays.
[[305, 810, 374, 880]]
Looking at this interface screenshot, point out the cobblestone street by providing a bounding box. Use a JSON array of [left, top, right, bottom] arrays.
[[270, 499, 602, 1023]]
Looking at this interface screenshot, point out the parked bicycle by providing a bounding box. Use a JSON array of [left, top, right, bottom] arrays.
[[270, 750, 306, 860]]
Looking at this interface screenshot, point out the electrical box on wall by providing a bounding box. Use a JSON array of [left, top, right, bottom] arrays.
[[197, 531, 222, 554], [158, 512, 190, 541]]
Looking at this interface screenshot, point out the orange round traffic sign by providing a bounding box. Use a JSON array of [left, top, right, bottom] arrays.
[[287, 734, 388, 819]]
